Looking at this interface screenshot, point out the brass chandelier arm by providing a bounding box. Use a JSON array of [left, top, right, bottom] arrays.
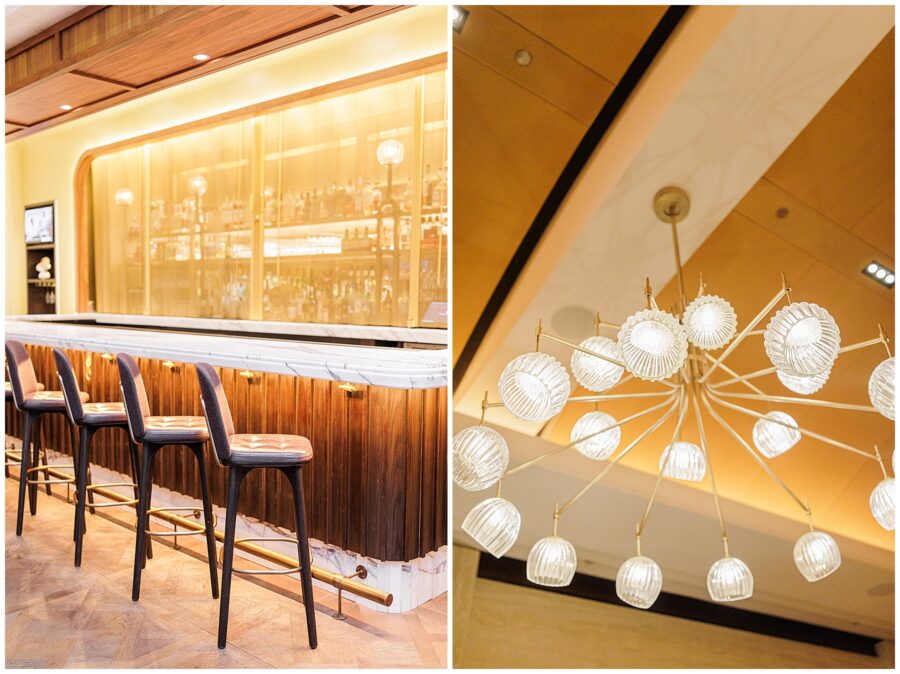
[[567, 390, 676, 403], [711, 389, 879, 413], [635, 388, 689, 539], [702, 353, 766, 396], [699, 286, 788, 384], [503, 394, 680, 478], [557, 395, 682, 517], [699, 389, 810, 518], [692, 383, 729, 554], [539, 330, 627, 369], [705, 389, 880, 462]]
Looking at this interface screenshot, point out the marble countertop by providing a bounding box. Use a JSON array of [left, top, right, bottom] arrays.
[[10, 312, 447, 346], [6, 318, 447, 390]]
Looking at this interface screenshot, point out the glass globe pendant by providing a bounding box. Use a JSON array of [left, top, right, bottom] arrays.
[[462, 497, 521, 558], [617, 309, 688, 381], [570, 411, 621, 460], [616, 555, 663, 609], [752, 411, 801, 458], [869, 478, 895, 531], [793, 531, 841, 582], [764, 302, 841, 376], [571, 336, 624, 392], [498, 352, 571, 423], [682, 295, 737, 350], [868, 357, 894, 420], [777, 368, 830, 395], [526, 536, 577, 587], [452, 426, 508, 491], [707, 556, 753, 602], [659, 441, 706, 482]]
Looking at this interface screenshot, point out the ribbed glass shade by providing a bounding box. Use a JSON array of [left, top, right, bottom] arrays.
[[615, 555, 663, 609], [617, 309, 688, 381], [683, 295, 737, 350], [462, 497, 521, 558], [570, 411, 621, 460], [869, 478, 895, 531], [793, 531, 841, 582], [526, 536, 577, 587], [498, 352, 571, 423], [571, 336, 624, 392], [659, 441, 706, 482], [452, 426, 509, 492], [752, 411, 801, 459], [868, 357, 895, 421], [777, 368, 830, 395], [764, 302, 841, 376], [375, 138, 404, 166], [707, 557, 753, 602]]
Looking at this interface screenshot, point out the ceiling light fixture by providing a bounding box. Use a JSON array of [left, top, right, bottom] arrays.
[[59, 104, 73, 111], [515, 49, 533, 66], [864, 260, 895, 288], [192, 53, 210, 62], [452, 6, 469, 33], [454, 185, 895, 608]]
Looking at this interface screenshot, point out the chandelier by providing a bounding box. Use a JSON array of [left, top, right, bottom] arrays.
[[453, 186, 895, 609]]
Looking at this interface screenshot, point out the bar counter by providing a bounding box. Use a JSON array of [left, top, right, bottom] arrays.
[[5, 315, 448, 568]]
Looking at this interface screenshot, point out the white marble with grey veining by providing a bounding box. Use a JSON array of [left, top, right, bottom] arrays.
[[5, 318, 447, 389], [9, 312, 447, 345]]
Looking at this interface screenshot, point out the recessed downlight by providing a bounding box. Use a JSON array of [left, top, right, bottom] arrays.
[[193, 53, 210, 61], [59, 104, 73, 111], [863, 260, 895, 288], [452, 6, 469, 33], [515, 49, 533, 66]]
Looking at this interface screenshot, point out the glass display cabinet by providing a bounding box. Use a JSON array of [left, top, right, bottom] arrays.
[[89, 64, 447, 328]]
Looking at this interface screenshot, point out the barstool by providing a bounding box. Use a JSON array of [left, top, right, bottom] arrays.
[[6, 340, 84, 536], [116, 353, 219, 602], [53, 348, 148, 566], [5, 379, 50, 491], [196, 362, 317, 650]]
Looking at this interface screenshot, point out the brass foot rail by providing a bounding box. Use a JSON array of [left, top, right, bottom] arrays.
[[334, 565, 368, 620], [216, 536, 303, 575]]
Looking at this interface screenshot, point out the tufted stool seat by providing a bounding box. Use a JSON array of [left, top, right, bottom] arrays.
[[195, 361, 317, 650], [81, 402, 127, 425], [116, 353, 219, 604]]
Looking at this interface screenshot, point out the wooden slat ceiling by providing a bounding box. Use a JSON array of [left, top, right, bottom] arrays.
[[452, 5, 668, 363], [5, 5, 402, 139]]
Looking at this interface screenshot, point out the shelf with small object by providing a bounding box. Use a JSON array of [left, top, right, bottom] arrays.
[[25, 245, 57, 314]]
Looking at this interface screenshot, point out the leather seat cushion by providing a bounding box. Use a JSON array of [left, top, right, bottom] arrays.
[[23, 389, 88, 411], [82, 402, 128, 425], [142, 416, 210, 443], [229, 433, 313, 466], [6, 381, 44, 401]]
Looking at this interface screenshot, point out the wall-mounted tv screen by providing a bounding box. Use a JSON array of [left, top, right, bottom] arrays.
[[24, 203, 54, 245]]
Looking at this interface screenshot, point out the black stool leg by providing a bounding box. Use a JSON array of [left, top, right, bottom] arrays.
[[218, 466, 247, 649], [15, 411, 36, 536], [73, 425, 94, 566], [27, 414, 42, 516], [140, 451, 156, 570], [287, 467, 318, 650], [127, 438, 152, 560], [193, 443, 219, 600], [132, 443, 156, 601], [38, 420, 51, 495]]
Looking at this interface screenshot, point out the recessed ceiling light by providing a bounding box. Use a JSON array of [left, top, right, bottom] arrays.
[[193, 53, 210, 61], [863, 260, 895, 288], [515, 49, 533, 66], [59, 104, 72, 111], [452, 6, 469, 33]]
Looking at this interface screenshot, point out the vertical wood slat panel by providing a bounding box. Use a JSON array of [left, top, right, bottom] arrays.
[[8, 344, 446, 561]]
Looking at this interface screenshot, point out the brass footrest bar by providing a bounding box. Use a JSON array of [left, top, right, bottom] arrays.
[[146, 505, 218, 536], [74, 482, 140, 508], [217, 536, 303, 575], [40, 466, 393, 607], [25, 463, 75, 486]]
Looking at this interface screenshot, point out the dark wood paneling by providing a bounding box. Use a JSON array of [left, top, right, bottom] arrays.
[[7, 344, 446, 561]]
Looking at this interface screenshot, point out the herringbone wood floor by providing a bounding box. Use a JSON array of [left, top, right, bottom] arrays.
[[5, 477, 446, 668]]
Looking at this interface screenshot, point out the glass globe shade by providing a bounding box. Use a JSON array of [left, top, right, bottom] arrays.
[[114, 188, 134, 206], [707, 557, 753, 602], [752, 411, 801, 459], [777, 368, 830, 395], [570, 411, 621, 460], [188, 174, 208, 197], [570, 336, 623, 392], [617, 309, 688, 381], [462, 497, 521, 558], [793, 531, 841, 582], [452, 426, 508, 491], [526, 536, 577, 587], [764, 302, 840, 376], [869, 478, 895, 531], [616, 555, 663, 609], [659, 441, 706, 482], [682, 295, 737, 350], [376, 138, 405, 166], [498, 352, 571, 423], [868, 357, 894, 421]]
